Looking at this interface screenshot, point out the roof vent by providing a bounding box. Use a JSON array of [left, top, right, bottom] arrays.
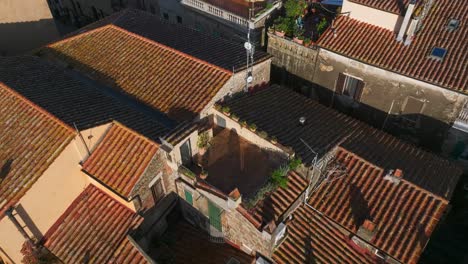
[[383, 169, 403, 184], [447, 19, 460, 32], [429, 47, 447, 62], [299, 116, 306, 126]]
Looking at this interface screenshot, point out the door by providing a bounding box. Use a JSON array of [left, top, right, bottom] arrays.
[[180, 139, 192, 166], [151, 179, 165, 205], [208, 200, 222, 231]]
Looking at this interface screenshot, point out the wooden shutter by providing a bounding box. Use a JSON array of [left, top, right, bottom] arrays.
[[354, 80, 365, 101], [208, 201, 222, 231], [184, 190, 193, 205], [335, 73, 346, 95]]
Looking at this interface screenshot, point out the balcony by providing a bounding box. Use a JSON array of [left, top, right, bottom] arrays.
[[453, 102, 468, 133]]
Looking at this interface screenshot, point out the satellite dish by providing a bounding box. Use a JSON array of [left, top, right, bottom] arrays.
[[244, 42, 252, 51], [246, 75, 253, 83]]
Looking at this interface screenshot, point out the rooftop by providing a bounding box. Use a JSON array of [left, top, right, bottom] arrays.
[[43, 184, 143, 263], [308, 147, 449, 263], [67, 9, 271, 71], [348, 0, 410, 14], [110, 237, 150, 264], [0, 82, 75, 217], [318, 0, 467, 93], [152, 217, 254, 264], [223, 86, 462, 199], [273, 204, 375, 264], [194, 128, 286, 199], [0, 55, 171, 140], [42, 24, 232, 122], [82, 123, 159, 199]]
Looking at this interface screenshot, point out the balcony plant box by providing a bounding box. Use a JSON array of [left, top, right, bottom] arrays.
[[275, 30, 286, 37], [293, 37, 304, 45]]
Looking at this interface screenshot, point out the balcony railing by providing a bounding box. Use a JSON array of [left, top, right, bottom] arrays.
[[182, 0, 251, 28], [453, 102, 468, 132]]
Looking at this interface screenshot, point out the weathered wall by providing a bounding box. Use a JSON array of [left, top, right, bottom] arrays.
[[341, 0, 403, 31], [0, 0, 60, 55], [314, 49, 467, 148]]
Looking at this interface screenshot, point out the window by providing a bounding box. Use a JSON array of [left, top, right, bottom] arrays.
[[401, 96, 426, 125], [177, 16, 182, 24], [151, 178, 165, 205], [335, 73, 364, 101], [429, 47, 447, 61], [208, 200, 222, 231], [163, 12, 169, 20], [184, 189, 193, 205]]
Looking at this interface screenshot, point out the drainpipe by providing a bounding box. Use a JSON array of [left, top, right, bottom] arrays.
[[396, 0, 417, 42], [5, 207, 33, 243]]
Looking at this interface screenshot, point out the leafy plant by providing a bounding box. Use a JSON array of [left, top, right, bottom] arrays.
[[284, 0, 307, 18], [294, 24, 305, 39], [244, 182, 276, 209], [258, 131, 268, 139], [270, 136, 278, 143], [249, 123, 257, 131], [304, 37, 312, 46], [197, 131, 211, 149], [273, 17, 295, 36], [214, 104, 222, 111], [240, 120, 247, 127], [271, 165, 289, 188], [317, 17, 329, 36], [221, 106, 230, 113], [231, 113, 239, 121], [289, 157, 302, 170]]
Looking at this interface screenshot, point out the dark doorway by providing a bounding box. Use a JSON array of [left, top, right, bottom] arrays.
[[151, 179, 165, 205], [180, 139, 192, 166]]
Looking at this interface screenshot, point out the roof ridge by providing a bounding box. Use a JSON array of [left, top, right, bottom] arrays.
[[0, 82, 75, 133], [111, 121, 160, 147], [47, 24, 112, 48], [336, 146, 449, 202], [109, 25, 233, 75]]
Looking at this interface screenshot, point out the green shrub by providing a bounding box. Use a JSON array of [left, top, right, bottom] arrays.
[[221, 106, 230, 113], [284, 0, 306, 18], [289, 157, 302, 170], [197, 131, 211, 148], [249, 123, 257, 131], [271, 165, 289, 188], [258, 131, 268, 139]]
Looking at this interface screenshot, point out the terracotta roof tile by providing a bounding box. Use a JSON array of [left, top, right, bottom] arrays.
[[43, 184, 143, 263], [110, 237, 150, 264], [68, 9, 271, 71], [157, 220, 254, 264], [44, 24, 232, 122], [242, 171, 308, 228], [82, 123, 159, 198], [308, 147, 448, 263], [224, 86, 461, 199], [318, 1, 468, 93], [0, 55, 171, 141], [0, 82, 75, 217], [348, 0, 409, 14], [273, 205, 375, 264]]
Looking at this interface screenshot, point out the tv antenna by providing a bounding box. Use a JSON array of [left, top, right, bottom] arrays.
[[244, 1, 255, 92]]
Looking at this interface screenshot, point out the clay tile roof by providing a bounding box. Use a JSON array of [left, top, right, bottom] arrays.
[[224, 86, 462, 199], [308, 147, 449, 263], [43, 184, 143, 264], [157, 220, 254, 264], [0, 82, 75, 217], [200, 0, 266, 19], [69, 9, 271, 71], [43, 24, 233, 122], [273, 205, 375, 264], [110, 237, 150, 264], [318, 0, 468, 94], [82, 123, 159, 198], [241, 171, 308, 228], [0, 55, 171, 141], [348, 0, 410, 14]]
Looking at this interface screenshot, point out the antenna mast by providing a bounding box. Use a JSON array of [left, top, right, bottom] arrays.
[[244, 1, 255, 92]]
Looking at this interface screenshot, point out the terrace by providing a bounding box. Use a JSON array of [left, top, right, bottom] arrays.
[[188, 127, 287, 201], [271, 0, 338, 44]]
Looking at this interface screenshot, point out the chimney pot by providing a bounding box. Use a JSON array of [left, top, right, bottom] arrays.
[[363, 219, 376, 232], [394, 169, 403, 178]]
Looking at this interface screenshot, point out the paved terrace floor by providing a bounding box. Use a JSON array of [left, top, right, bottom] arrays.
[[198, 128, 285, 199]]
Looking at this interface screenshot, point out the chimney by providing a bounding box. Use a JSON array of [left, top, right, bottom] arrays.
[[357, 219, 377, 241], [396, 0, 417, 42], [394, 169, 403, 178]]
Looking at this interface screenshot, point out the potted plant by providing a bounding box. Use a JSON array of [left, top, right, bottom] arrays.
[[317, 17, 329, 37], [258, 131, 268, 139], [231, 113, 239, 121], [197, 131, 211, 156], [293, 25, 305, 44], [221, 106, 231, 116], [284, 0, 307, 18], [240, 120, 247, 128], [200, 169, 208, 180], [214, 104, 222, 111], [270, 136, 278, 144], [304, 38, 312, 47], [249, 123, 257, 132]]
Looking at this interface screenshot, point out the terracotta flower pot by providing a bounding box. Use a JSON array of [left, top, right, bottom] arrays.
[[275, 30, 286, 37], [293, 38, 304, 45], [200, 172, 208, 180]]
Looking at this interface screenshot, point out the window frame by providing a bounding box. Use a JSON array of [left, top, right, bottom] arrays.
[[335, 73, 365, 102]]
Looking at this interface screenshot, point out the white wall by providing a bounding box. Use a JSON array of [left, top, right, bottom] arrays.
[[342, 0, 402, 31]]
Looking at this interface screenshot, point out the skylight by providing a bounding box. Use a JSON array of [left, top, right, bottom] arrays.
[[447, 19, 460, 32], [429, 47, 447, 62]]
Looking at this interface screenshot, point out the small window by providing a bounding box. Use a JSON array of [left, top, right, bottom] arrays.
[[335, 73, 364, 101], [177, 16, 182, 24], [401, 96, 426, 126], [184, 189, 193, 205], [163, 12, 169, 20], [447, 19, 459, 32], [429, 47, 447, 61]]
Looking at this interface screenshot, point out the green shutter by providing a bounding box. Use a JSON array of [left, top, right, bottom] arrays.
[[208, 201, 222, 231], [184, 190, 193, 205]]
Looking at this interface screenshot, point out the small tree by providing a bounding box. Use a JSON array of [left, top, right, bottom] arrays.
[[284, 0, 307, 18]]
